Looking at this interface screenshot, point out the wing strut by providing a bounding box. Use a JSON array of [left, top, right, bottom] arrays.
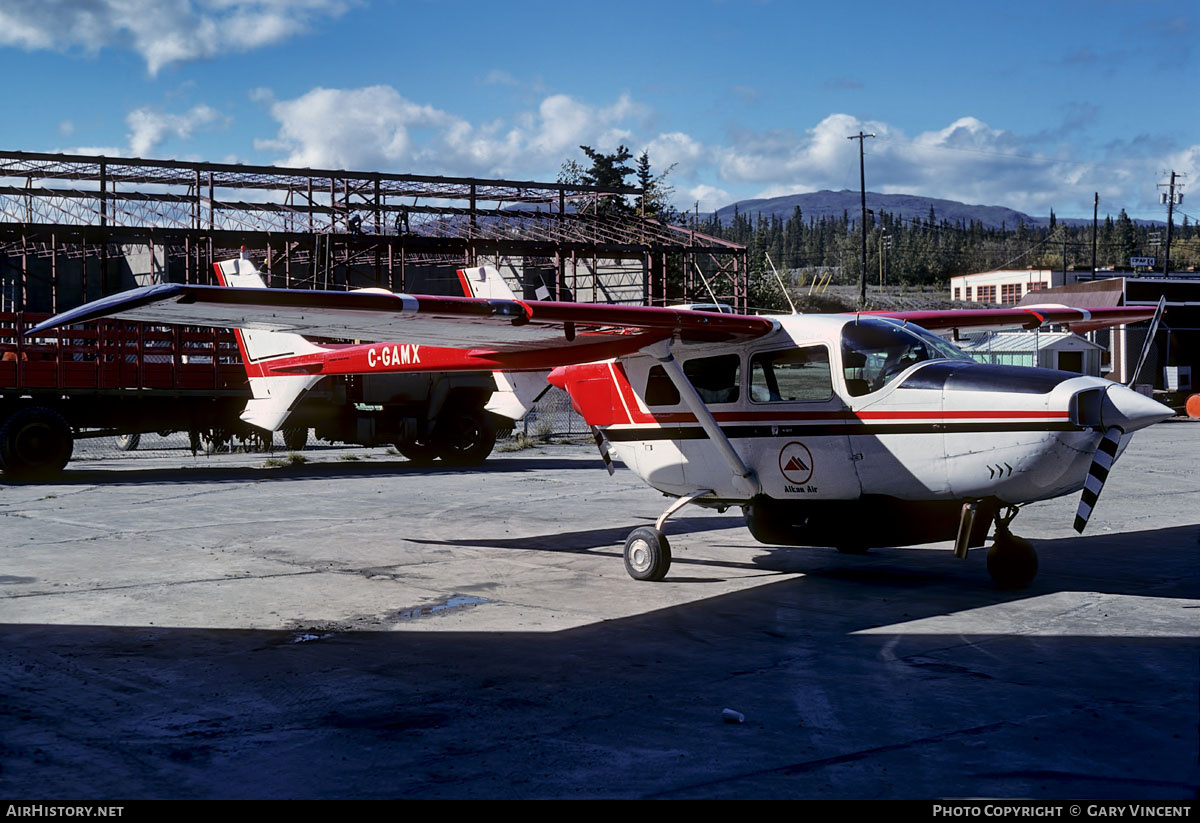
[[1126, 296, 1166, 388], [642, 339, 759, 497]]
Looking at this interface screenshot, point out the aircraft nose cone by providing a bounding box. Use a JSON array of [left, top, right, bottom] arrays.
[[1101, 384, 1174, 432]]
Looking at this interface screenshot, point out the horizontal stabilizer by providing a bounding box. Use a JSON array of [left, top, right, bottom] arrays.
[[242, 374, 323, 432]]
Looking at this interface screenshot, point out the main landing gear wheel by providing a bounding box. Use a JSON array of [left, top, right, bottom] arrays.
[[623, 527, 672, 582], [987, 526, 1038, 589]]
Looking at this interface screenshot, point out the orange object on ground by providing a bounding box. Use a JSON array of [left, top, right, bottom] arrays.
[[1186, 393, 1200, 419]]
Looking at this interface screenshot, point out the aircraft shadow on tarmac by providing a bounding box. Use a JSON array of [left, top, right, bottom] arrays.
[[3, 454, 603, 487], [2, 522, 1197, 800], [408, 520, 1200, 598]]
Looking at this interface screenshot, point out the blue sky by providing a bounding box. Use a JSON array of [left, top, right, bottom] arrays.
[[1, 0, 1196, 221]]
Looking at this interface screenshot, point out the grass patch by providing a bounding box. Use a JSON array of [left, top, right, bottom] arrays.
[[263, 452, 308, 468], [496, 433, 538, 453]]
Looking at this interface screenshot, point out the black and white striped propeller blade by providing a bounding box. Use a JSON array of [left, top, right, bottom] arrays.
[[1074, 426, 1123, 533], [591, 426, 615, 475]]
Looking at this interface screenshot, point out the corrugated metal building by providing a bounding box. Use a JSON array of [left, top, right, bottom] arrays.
[[957, 331, 1104, 375]]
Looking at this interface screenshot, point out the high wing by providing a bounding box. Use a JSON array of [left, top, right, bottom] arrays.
[[26, 278, 778, 372], [869, 305, 1154, 334], [28, 275, 1155, 375]]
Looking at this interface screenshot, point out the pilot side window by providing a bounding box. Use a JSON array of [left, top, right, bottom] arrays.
[[643, 355, 742, 405], [750, 346, 832, 402], [842, 317, 972, 397]]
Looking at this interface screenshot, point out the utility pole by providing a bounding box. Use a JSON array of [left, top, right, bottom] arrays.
[[1091, 192, 1098, 279], [848, 130, 876, 304], [879, 230, 891, 286], [1157, 171, 1185, 276], [1062, 231, 1068, 281]]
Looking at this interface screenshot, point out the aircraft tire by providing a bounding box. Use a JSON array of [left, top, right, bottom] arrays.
[[0, 406, 74, 479], [623, 527, 671, 582], [986, 531, 1038, 589]]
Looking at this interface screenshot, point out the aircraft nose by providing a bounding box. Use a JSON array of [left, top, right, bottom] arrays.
[[1101, 384, 1174, 432]]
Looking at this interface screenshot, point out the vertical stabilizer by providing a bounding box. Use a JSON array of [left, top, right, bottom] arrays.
[[456, 265, 550, 421], [456, 264, 518, 301], [214, 258, 327, 432]]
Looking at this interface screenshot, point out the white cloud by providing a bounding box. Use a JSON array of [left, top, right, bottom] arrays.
[[642, 132, 707, 177], [256, 86, 460, 171], [714, 113, 1166, 216], [256, 86, 660, 181], [687, 184, 730, 213], [248, 87, 1172, 217], [126, 104, 230, 157], [0, 0, 355, 74]]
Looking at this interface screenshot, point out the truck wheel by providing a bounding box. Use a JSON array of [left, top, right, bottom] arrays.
[[435, 406, 497, 467], [394, 436, 440, 465], [0, 406, 74, 479], [115, 433, 140, 451]]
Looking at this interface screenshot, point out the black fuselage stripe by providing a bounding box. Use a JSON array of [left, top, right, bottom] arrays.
[[603, 422, 1082, 441]]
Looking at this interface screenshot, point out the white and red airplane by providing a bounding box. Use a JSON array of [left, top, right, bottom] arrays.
[[31, 257, 1171, 588]]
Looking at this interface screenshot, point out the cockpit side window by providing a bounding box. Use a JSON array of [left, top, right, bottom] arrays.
[[841, 318, 972, 397], [750, 346, 832, 403], [644, 365, 679, 406], [682, 353, 741, 404]]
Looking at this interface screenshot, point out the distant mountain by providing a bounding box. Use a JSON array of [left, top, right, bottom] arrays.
[[710, 190, 1157, 230]]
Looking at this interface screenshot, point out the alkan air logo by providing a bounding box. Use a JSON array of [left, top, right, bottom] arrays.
[[778, 441, 814, 485]]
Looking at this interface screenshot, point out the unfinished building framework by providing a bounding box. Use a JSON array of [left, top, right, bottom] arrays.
[[0, 150, 747, 313]]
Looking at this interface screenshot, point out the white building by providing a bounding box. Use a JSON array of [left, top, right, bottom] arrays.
[[948, 269, 1064, 304]]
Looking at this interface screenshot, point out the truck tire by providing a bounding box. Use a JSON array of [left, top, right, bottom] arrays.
[[0, 406, 74, 479], [115, 433, 141, 451], [434, 405, 497, 467], [394, 435, 440, 465]]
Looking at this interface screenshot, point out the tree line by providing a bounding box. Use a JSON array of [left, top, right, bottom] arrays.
[[562, 145, 1200, 309]]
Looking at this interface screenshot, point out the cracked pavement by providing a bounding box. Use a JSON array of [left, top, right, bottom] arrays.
[[1, 426, 1197, 798]]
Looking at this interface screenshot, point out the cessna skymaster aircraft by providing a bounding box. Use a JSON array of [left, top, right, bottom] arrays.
[[30, 257, 1171, 588]]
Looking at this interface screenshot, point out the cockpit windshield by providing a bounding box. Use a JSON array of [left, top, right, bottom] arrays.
[[841, 317, 972, 396]]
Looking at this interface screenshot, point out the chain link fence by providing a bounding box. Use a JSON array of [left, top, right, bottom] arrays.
[[66, 387, 588, 465]]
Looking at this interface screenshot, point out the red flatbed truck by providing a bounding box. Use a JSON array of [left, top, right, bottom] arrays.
[[1, 311, 504, 478], [0, 312, 249, 478]]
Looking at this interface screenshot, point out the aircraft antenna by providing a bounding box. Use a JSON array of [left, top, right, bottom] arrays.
[[692, 261, 723, 309], [765, 253, 798, 315]]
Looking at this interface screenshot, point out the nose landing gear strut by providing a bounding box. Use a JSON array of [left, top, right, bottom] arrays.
[[986, 505, 1038, 589]]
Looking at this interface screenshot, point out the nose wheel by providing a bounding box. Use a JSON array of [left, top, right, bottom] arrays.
[[622, 489, 712, 582], [623, 527, 672, 581], [986, 507, 1038, 589]]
